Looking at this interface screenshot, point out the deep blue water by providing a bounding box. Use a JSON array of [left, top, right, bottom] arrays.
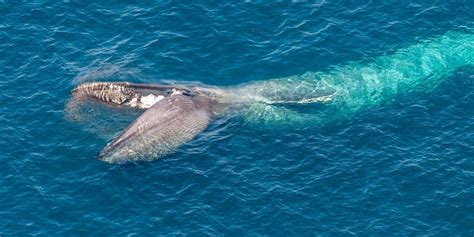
[[1, 2, 474, 236]]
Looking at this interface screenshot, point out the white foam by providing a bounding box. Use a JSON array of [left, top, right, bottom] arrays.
[[171, 88, 183, 95], [128, 97, 139, 107], [140, 94, 164, 108]]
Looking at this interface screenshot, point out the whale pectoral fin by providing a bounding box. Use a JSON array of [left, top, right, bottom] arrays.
[[97, 95, 213, 163]]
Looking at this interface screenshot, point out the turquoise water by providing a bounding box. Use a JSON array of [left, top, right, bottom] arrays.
[[1, 2, 473, 235], [234, 31, 473, 126]]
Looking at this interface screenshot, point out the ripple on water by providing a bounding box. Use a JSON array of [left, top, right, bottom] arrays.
[[0, 2, 473, 235]]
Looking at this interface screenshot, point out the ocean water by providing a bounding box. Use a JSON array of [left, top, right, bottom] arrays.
[[1, 1, 473, 236]]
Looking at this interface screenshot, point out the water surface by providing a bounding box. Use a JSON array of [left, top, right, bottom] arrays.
[[1, 2, 473, 235]]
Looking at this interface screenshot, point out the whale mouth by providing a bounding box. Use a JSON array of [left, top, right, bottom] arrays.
[[69, 81, 218, 164]]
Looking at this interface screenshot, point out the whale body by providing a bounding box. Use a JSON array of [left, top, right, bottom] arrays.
[[68, 31, 473, 163]]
